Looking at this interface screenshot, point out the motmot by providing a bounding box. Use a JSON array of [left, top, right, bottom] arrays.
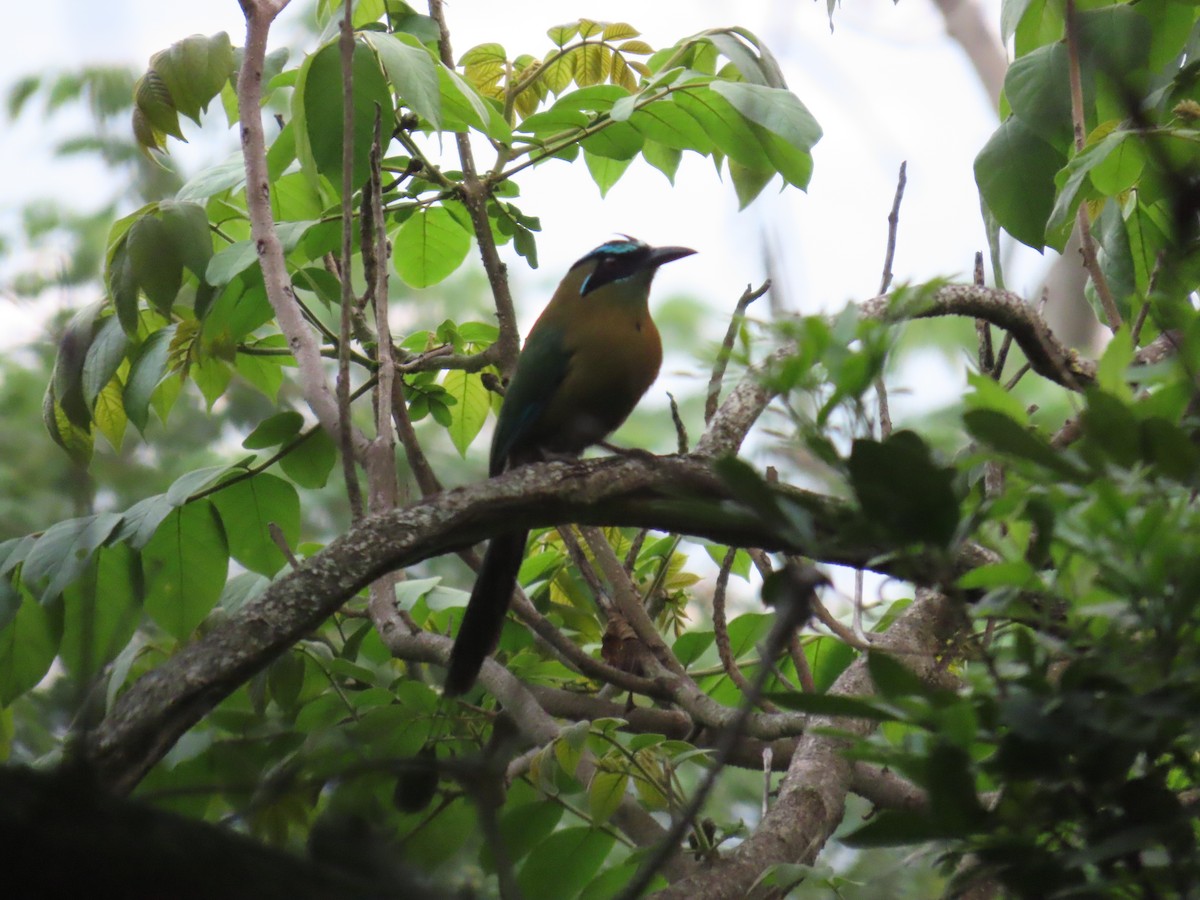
[[445, 237, 696, 695]]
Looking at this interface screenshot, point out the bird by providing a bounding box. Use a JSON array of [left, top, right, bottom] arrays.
[[444, 237, 696, 695]]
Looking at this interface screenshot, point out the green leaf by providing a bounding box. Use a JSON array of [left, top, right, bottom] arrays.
[[709, 81, 822, 155], [842, 808, 964, 848], [965, 371, 1029, 424], [728, 159, 775, 209], [1140, 417, 1200, 483], [166, 465, 232, 506], [587, 767, 628, 825], [674, 87, 773, 172], [641, 140, 681, 182], [107, 237, 141, 334], [726, 612, 772, 658], [124, 326, 176, 432], [0, 588, 58, 704], [626, 98, 713, 152], [975, 116, 1067, 251], [143, 501, 229, 638], [1045, 130, 1124, 240], [52, 303, 100, 430], [393, 207, 472, 287], [21, 513, 123, 602], [280, 427, 337, 489], [43, 383, 93, 466], [149, 32, 235, 126], [115, 494, 175, 549], [297, 39, 395, 192], [848, 431, 960, 546], [158, 200, 213, 281], [496, 801, 564, 871], [126, 213, 184, 315], [210, 473, 301, 576], [243, 411, 305, 449], [1095, 325, 1133, 398], [956, 559, 1038, 590], [673, 630, 714, 667], [82, 315, 128, 407], [206, 220, 317, 286], [438, 66, 511, 140], [964, 409, 1086, 480], [868, 651, 928, 698], [177, 152, 246, 202], [548, 22, 580, 47], [518, 827, 615, 900], [133, 70, 182, 145], [441, 370, 490, 456], [580, 120, 643, 160], [93, 379, 127, 451], [364, 31, 441, 127], [1005, 43, 1072, 147], [60, 544, 141, 678], [584, 151, 632, 197], [1090, 132, 1144, 196], [1081, 389, 1140, 469]]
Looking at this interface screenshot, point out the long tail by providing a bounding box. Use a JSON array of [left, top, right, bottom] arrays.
[[444, 530, 527, 695]]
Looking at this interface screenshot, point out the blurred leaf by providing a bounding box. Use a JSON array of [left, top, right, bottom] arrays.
[[210, 474, 300, 576], [143, 501, 228, 638], [848, 431, 959, 546]]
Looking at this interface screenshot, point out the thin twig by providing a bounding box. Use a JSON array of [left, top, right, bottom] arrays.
[[1003, 362, 1032, 392], [852, 569, 870, 645], [268, 522, 300, 569], [558, 527, 612, 616], [878, 161, 907, 295], [391, 378, 444, 497], [973, 252, 995, 375], [582, 526, 685, 676], [337, 0, 364, 520], [615, 564, 818, 900], [667, 392, 689, 454], [1130, 251, 1165, 346], [713, 549, 777, 710], [426, 0, 521, 377], [788, 633, 815, 692], [874, 162, 907, 439], [705, 281, 769, 424], [1065, 0, 1122, 331], [623, 529, 648, 575], [811, 592, 873, 653]]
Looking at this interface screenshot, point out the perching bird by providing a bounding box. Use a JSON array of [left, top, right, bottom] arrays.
[[444, 237, 696, 695]]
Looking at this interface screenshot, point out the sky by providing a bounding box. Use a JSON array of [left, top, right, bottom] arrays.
[[2, 0, 1038, 388]]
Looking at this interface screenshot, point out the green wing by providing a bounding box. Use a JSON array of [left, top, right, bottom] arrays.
[[489, 323, 570, 476]]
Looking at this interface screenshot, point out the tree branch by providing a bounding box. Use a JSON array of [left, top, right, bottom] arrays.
[[426, 0, 521, 377], [236, 0, 366, 454], [85, 451, 989, 793], [655, 589, 968, 900]]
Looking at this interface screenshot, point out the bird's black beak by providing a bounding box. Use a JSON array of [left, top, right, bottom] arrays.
[[647, 245, 697, 268]]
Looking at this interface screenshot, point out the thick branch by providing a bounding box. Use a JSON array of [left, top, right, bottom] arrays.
[[86, 453, 985, 793], [862, 284, 1096, 389]]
